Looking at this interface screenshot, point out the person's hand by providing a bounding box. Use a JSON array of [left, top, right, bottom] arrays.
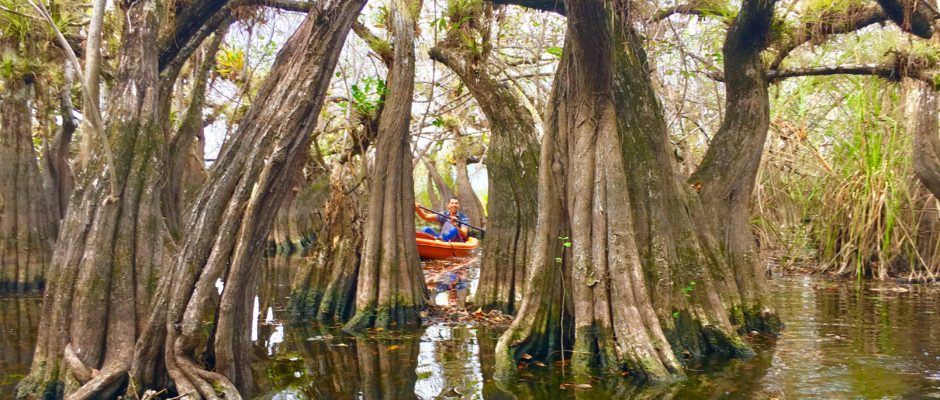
[[415, 202, 421, 211], [450, 215, 458, 225]]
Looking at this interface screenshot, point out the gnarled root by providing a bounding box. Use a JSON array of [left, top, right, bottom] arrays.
[[165, 329, 240, 399]]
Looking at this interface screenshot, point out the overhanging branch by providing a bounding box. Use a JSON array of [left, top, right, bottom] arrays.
[[652, 3, 707, 21], [766, 63, 938, 86], [490, 0, 565, 15], [770, 4, 887, 70], [353, 21, 393, 66], [699, 63, 938, 86], [876, 0, 939, 39]]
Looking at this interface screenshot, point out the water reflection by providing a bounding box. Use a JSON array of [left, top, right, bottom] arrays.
[[6, 261, 940, 399], [253, 275, 940, 399], [423, 256, 479, 308], [0, 295, 41, 397], [758, 276, 940, 398]]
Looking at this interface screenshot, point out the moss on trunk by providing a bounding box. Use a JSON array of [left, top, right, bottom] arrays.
[[344, 0, 427, 333], [428, 2, 539, 313]]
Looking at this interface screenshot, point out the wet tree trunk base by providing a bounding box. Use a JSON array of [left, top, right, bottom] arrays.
[[343, 0, 426, 334], [495, 0, 774, 383], [290, 163, 363, 323]]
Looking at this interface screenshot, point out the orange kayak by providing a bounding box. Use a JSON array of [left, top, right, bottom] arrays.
[[415, 231, 479, 259]]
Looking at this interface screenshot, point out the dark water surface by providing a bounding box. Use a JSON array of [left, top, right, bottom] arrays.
[[4, 264, 940, 399]]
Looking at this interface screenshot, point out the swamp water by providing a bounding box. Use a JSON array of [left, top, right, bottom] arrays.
[[3, 258, 940, 399]]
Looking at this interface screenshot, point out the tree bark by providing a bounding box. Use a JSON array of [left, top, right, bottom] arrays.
[[17, 1, 166, 397], [425, 158, 455, 209], [162, 27, 227, 237], [19, 0, 365, 398], [689, 0, 781, 332], [130, 0, 366, 396], [77, 0, 108, 169], [0, 79, 57, 292], [428, 3, 539, 313], [875, 0, 938, 39], [496, 0, 762, 383], [494, 50, 571, 380], [43, 67, 77, 223], [343, 0, 427, 332], [451, 126, 487, 229], [290, 162, 364, 322], [426, 168, 442, 209], [913, 81, 940, 200], [612, 23, 758, 363]]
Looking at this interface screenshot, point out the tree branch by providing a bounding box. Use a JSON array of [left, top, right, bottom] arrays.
[[652, 3, 706, 21], [770, 4, 887, 70], [766, 63, 938, 85], [158, 0, 230, 72], [490, 0, 565, 15], [652, 0, 734, 22], [245, 0, 314, 13], [875, 0, 939, 39], [26, 0, 118, 199], [353, 21, 393, 66]]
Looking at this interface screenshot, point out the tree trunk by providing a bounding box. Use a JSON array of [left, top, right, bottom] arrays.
[[130, 0, 366, 396], [426, 168, 442, 209], [451, 127, 487, 229], [17, 1, 166, 397], [425, 158, 454, 209], [454, 154, 486, 228], [43, 69, 77, 224], [689, 0, 781, 332], [913, 81, 940, 200], [429, 5, 539, 313], [496, 0, 761, 383], [162, 26, 226, 238], [19, 0, 365, 398], [77, 0, 108, 169], [343, 0, 427, 332], [494, 52, 571, 380], [268, 171, 330, 254], [270, 183, 300, 254], [290, 162, 364, 322], [0, 79, 57, 292], [612, 24, 757, 363]]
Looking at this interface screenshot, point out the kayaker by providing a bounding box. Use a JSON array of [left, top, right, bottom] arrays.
[[415, 197, 470, 242]]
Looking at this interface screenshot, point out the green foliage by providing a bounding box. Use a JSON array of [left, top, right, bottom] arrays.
[[696, 0, 736, 24], [341, 76, 387, 118], [0, 0, 78, 90], [215, 44, 245, 81], [445, 0, 482, 22], [758, 78, 940, 279], [554, 236, 571, 264], [545, 47, 563, 58], [800, 0, 864, 21]]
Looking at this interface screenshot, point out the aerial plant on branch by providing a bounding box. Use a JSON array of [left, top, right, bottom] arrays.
[[346, 76, 387, 118]]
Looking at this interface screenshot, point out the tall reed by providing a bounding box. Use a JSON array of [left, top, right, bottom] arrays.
[[757, 78, 940, 280]]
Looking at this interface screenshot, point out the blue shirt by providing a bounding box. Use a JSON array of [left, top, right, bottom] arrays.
[[436, 210, 470, 241]]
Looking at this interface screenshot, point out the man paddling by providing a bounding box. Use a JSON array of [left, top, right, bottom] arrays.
[[415, 197, 470, 242]]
